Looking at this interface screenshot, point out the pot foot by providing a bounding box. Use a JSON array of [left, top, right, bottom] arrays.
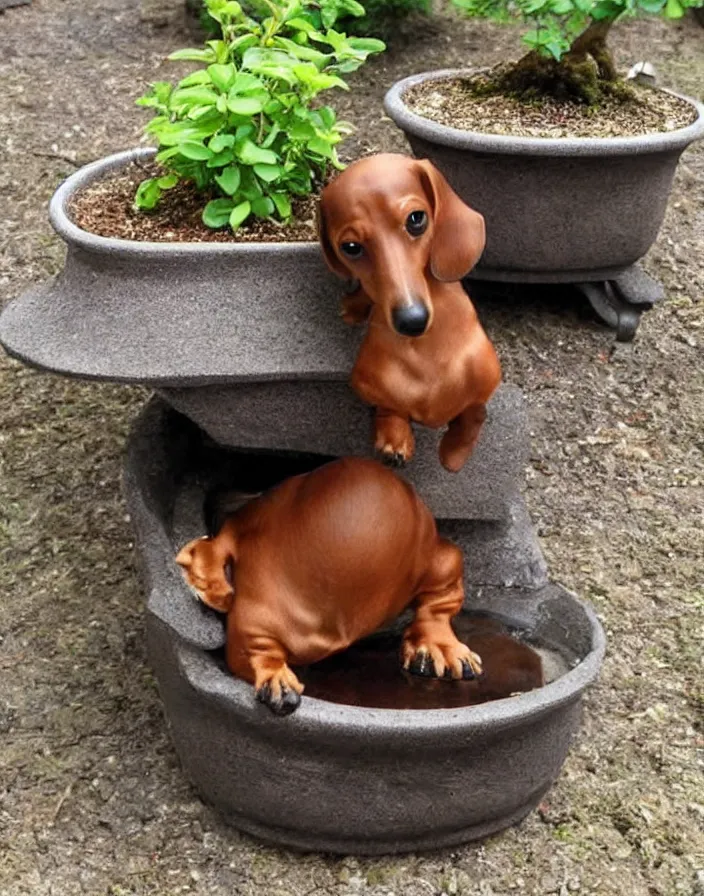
[[576, 265, 664, 342]]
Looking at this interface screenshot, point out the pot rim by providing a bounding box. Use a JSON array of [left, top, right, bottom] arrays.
[[49, 146, 321, 255], [172, 589, 606, 737], [384, 69, 704, 157]]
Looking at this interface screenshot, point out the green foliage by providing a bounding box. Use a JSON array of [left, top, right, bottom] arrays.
[[135, 0, 384, 231], [452, 0, 704, 62]]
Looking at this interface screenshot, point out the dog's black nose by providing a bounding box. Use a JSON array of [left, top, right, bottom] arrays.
[[392, 303, 429, 337]]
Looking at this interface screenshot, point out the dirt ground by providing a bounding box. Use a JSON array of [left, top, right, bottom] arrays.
[[1, 1, 703, 894]]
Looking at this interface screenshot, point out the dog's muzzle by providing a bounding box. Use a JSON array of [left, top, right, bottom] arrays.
[[392, 303, 430, 337]]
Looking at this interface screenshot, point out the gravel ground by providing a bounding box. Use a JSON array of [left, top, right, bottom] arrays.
[[1, 2, 703, 894]]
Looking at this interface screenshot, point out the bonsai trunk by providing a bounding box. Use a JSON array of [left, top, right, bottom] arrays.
[[498, 18, 629, 105]]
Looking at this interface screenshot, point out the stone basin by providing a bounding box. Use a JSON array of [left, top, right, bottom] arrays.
[[124, 398, 605, 855]]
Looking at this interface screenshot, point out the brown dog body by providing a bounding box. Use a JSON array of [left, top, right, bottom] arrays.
[[319, 154, 501, 472], [176, 458, 481, 715]]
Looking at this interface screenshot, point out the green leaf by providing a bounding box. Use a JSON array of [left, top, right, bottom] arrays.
[[178, 71, 212, 88], [134, 178, 162, 210], [272, 36, 331, 64], [178, 142, 214, 160], [251, 196, 275, 217], [155, 146, 182, 162], [227, 95, 266, 114], [308, 135, 334, 157], [285, 16, 318, 32], [317, 106, 336, 129], [156, 174, 179, 189], [168, 47, 217, 62], [242, 48, 298, 84], [231, 72, 267, 94], [270, 191, 292, 219], [229, 200, 252, 229], [209, 133, 236, 152], [206, 147, 236, 167], [288, 120, 316, 140], [203, 198, 235, 228], [171, 86, 219, 108], [292, 64, 348, 91], [239, 168, 264, 200], [237, 139, 278, 165], [207, 63, 237, 92], [665, 0, 684, 15], [215, 164, 242, 194], [253, 163, 283, 182], [347, 37, 386, 53]]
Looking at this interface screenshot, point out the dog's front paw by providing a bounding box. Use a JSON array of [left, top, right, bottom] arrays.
[[374, 415, 415, 466], [402, 640, 483, 681], [255, 665, 304, 717], [376, 447, 409, 468]]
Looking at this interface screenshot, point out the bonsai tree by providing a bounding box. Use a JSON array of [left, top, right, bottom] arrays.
[[452, 0, 704, 103], [135, 0, 384, 230]]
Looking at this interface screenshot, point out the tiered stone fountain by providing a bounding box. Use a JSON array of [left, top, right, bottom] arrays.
[[0, 147, 604, 854]]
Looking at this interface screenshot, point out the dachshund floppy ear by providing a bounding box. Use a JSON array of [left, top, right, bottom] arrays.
[[415, 160, 486, 282], [317, 202, 350, 279]]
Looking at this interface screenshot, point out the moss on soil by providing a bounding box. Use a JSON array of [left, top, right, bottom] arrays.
[[404, 71, 698, 139]]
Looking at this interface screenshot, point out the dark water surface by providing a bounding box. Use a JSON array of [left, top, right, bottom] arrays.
[[297, 614, 546, 710]]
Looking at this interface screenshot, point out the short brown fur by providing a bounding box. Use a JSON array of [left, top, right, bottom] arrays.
[[175, 458, 481, 715], [319, 154, 502, 472]]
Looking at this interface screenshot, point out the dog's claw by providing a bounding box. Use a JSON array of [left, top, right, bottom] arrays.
[[461, 659, 477, 680], [256, 682, 301, 716], [378, 449, 407, 468], [408, 649, 435, 677]]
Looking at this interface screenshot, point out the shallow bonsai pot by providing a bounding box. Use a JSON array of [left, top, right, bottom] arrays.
[[0, 147, 531, 522], [384, 70, 704, 283], [0, 146, 345, 384], [125, 398, 605, 855]]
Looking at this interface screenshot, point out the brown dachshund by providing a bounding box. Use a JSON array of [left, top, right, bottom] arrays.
[[318, 154, 502, 472], [175, 457, 481, 715]]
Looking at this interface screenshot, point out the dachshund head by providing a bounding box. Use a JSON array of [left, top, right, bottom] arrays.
[[318, 154, 485, 338], [175, 536, 235, 613]]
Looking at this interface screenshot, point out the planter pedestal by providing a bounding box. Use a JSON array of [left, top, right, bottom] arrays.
[[470, 263, 665, 341], [573, 265, 665, 341]]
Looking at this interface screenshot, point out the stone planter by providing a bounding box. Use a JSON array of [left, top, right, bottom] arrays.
[[0, 146, 532, 522], [384, 70, 704, 283], [384, 71, 704, 339], [125, 398, 606, 855]]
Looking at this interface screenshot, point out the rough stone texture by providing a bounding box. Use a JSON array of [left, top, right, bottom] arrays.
[[0, 149, 353, 386], [611, 265, 666, 305], [160, 380, 528, 521], [124, 397, 604, 855], [384, 70, 704, 283]]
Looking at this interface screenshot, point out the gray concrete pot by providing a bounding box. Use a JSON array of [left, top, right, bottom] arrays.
[[384, 71, 704, 283], [125, 398, 606, 855], [0, 147, 528, 522]]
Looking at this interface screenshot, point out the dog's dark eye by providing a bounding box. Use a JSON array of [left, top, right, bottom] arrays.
[[406, 210, 428, 237], [340, 241, 363, 259]]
